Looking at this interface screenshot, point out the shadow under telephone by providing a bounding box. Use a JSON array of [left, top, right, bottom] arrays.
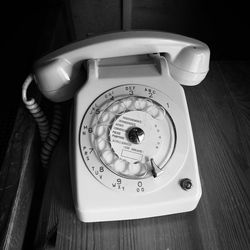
[[22, 31, 210, 222]]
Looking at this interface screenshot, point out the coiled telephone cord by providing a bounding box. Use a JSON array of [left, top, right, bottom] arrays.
[[40, 104, 62, 167], [22, 75, 62, 167]]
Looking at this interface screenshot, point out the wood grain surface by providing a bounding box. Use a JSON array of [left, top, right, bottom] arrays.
[[31, 61, 250, 250], [0, 108, 39, 250]]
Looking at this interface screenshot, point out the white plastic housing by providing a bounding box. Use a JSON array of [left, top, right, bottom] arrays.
[[70, 55, 202, 222]]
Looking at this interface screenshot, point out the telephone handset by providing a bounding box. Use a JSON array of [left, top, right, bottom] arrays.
[[26, 31, 210, 222], [34, 31, 209, 101]]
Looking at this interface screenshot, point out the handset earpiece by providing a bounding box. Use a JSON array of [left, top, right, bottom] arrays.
[[166, 45, 210, 86]]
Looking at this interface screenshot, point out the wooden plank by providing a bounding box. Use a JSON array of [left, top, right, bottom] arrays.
[[184, 61, 250, 249], [216, 61, 250, 181], [32, 62, 250, 249], [0, 107, 39, 250]]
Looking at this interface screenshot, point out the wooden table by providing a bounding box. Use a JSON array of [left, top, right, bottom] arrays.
[[2, 60, 249, 250]]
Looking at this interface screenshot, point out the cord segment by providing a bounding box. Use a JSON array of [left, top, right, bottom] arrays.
[[22, 75, 62, 167]]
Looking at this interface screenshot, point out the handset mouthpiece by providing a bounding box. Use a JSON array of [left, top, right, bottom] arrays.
[[34, 58, 83, 102]]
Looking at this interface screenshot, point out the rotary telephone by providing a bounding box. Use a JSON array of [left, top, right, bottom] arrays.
[[23, 31, 210, 222]]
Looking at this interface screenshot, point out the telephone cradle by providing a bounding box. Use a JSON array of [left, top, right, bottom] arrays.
[[22, 31, 210, 222]]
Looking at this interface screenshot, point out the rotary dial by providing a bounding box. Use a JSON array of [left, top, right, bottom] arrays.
[[80, 86, 176, 181]]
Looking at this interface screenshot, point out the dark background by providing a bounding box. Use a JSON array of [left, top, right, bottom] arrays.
[[1, 0, 249, 165], [131, 0, 250, 60]]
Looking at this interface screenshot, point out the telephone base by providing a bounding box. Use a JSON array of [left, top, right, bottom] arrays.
[[70, 54, 202, 223]]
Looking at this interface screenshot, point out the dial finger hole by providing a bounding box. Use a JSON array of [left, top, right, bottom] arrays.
[[122, 97, 134, 109], [138, 163, 148, 175], [134, 98, 147, 110], [146, 99, 154, 107], [94, 125, 106, 137], [100, 111, 110, 122], [154, 107, 166, 120], [108, 103, 120, 113], [125, 97, 138, 111], [117, 102, 127, 113], [96, 138, 107, 151], [146, 105, 159, 117], [113, 159, 128, 173], [128, 163, 142, 175], [102, 150, 115, 164]]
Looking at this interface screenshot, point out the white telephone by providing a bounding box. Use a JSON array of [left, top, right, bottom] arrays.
[[25, 31, 210, 222]]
